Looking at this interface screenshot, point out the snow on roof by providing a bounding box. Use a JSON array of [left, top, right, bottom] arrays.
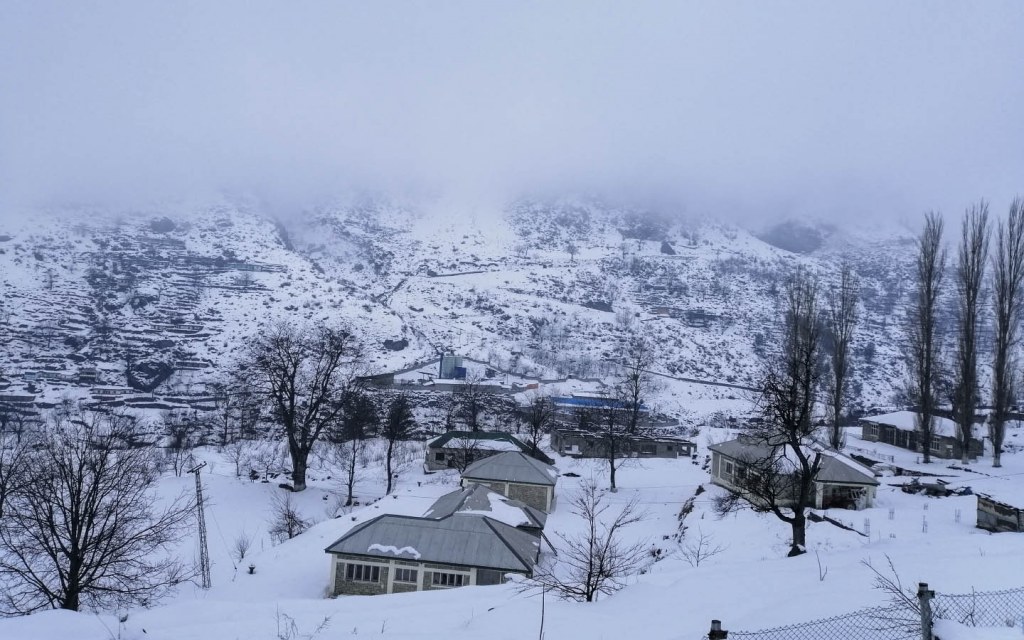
[[462, 451, 558, 486], [861, 410, 968, 438], [423, 483, 546, 529], [710, 437, 877, 486], [325, 514, 539, 572]]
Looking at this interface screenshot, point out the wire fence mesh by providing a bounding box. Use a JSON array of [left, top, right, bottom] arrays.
[[720, 606, 918, 640], [931, 585, 1024, 629], [700, 584, 1024, 639]]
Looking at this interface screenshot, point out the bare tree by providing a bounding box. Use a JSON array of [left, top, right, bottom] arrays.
[[233, 530, 253, 562], [454, 374, 488, 432], [907, 213, 948, 464], [268, 491, 310, 543], [679, 528, 726, 568], [951, 203, 990, 464], [0, 421, 30, 519], [824, 260, 858, 449], [526, 483, 647, 602], [382, 394, 415, 495], [617, 336, 656, 434], [521, 393, 554, 457], [728, 269, 823, 557], [333, 435, 367, 507], [223, 438, 252, 478], [989, 198, 1024, 467], [447, 435, 483, 472], [242, 322, 359, 491], [162, 410, 197, 477], [0, 411, 194, 614], [599, 400, 631, 492]]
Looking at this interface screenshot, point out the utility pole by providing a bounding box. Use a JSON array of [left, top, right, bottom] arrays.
[[189, 461, 212, 589]]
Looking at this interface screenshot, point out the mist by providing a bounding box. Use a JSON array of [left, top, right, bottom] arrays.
[[1, 1, 1023, 221]]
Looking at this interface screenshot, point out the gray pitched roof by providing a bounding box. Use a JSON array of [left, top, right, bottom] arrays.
[[324, 513, 540, 573], [708, 437, 772, 461], [462, 451, 558, 486], [816, 453, 879, 486], [424, 483, 547, 529], [709, 437, 877, 486]]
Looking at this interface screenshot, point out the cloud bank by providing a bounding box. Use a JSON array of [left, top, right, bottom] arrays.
[[1, 1, 1023, 220]]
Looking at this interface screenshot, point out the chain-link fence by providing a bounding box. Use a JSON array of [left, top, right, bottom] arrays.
[[704, 606, 917, 640], [701, 583, 1024, 639], [931, 585, 1024, 628]]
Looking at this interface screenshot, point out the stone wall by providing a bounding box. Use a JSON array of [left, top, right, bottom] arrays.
[[507, 482, 550, 512], [331, 553, 389, 596]]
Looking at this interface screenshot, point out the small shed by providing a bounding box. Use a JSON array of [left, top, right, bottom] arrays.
[[461, 452, 558, 513], [977, 491, 1024, 533]]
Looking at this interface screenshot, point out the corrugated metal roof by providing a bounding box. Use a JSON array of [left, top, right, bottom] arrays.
[[424, 483, 547, 529], [324, 514, 540, 572], [462, 452, 558, 486]]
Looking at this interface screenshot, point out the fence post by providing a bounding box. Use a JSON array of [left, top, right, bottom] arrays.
[[708, 619, 728, 639], [918, 582, 934, 640]]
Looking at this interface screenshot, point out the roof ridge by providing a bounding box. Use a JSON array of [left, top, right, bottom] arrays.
[[481, 517, 533, 572]]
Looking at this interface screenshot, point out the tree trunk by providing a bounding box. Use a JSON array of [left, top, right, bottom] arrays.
[[291, 452, 307, 492], [788, 513, 806, 557], [608, 437, 617, 492], [60, 591, 80, 611], [385, 440, 394, 495]]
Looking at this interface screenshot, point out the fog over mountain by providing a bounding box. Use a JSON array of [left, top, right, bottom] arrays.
[[2, 1, 1023, 222]]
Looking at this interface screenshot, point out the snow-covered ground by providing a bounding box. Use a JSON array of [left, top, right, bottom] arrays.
[[4, 426, 1024, 640]]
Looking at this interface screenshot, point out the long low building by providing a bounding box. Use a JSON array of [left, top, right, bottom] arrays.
[[859, 411, 984, 460], [550, 427, 695, 459], [425, 430, 552, 471]]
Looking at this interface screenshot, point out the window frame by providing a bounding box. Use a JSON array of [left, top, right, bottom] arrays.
[[723, 460, 734, 478], [393, 567, 418, 583], [430, 571, 468, 588], [345, 563, 381, 583]]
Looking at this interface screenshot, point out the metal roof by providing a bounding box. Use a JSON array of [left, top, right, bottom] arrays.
[[462, 451, 558, 486], [709, 437, 878, 486], [428, 430, 530, 451], [324, 513, 540, 572], [424, 483, 547, 529]]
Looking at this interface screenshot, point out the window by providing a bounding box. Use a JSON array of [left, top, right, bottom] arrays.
[[639, 444, 657, 456], [723, 460, 734, 478], [394, 568, 418, 583], [434, 452, 445, 462], [431, 572, 467, 587], [346, 563, 380, 582]]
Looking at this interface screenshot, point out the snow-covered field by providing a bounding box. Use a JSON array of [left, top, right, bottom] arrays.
[[4, 425, 1024, 640]]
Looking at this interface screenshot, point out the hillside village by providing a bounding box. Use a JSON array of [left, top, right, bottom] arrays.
[[3, 203, 1024, 640]]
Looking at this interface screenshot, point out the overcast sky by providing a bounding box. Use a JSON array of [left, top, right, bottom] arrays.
[[1, 1, 1023, 221]]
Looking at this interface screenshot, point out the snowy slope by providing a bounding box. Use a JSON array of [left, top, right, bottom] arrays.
[[0, 195, 916, 422]]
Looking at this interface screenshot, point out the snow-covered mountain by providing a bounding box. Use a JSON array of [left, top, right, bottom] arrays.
[[0, 196, 915, 416]]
